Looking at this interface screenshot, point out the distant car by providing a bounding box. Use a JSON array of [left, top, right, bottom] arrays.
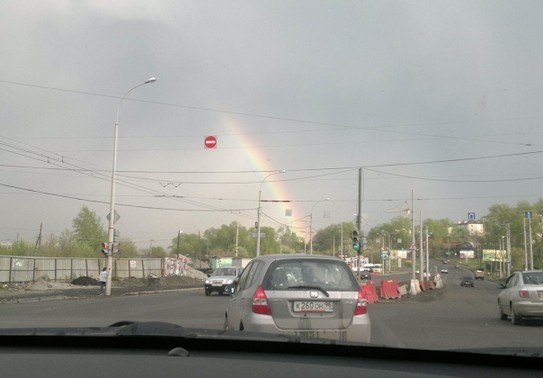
[[224, 254, 370, 343], [360, 270, 372, 280], [440, 268, 448, 274], [475, 268, 485, 280], [498, 270, 543, 325], [205, 267, 244, 296], [460, 276, 474, 287]]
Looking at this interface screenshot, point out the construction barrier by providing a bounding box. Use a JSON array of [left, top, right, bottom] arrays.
[[398, 284, 408, 296], [360, 280, 379, 303], [434, 274, 444, 289], [409, 279, 421, 295], [379, 279, 401, 299], [428, 280, 435, 290], [419, 280, 426, 291]]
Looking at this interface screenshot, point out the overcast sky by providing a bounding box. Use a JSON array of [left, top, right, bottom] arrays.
[[2, 1, 543, 249]]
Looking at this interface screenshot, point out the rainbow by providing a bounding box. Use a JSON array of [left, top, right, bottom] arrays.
[[224, 119, 308, 240]]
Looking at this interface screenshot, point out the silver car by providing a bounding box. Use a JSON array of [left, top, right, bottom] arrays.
[[224, 254, 370, 343], [205, 267, 244, 296], [498, 270, 543, 325]]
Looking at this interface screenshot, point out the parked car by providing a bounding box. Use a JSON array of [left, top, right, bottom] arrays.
[[461, 276, 475, 287], [498, 270, 543, 325], [204, 267, 243, 296], [224, 254, 370, 343]]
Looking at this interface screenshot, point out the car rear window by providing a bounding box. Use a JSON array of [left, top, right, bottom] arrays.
[[263, 259, 359, 291], [522, 272, 543, 285]]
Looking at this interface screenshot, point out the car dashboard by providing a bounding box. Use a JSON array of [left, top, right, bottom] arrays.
[[0, 322, 541, 378]]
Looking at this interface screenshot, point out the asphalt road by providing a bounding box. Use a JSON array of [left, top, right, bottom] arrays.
[[371, 264, 543, 350], [1, 270, 542, 351]]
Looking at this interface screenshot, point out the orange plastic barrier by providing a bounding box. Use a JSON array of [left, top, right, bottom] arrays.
[[419, 280, 426, 291], [379, 280, 401, 299], [428, 280, 435, 290], [360, 281, 379, 303]]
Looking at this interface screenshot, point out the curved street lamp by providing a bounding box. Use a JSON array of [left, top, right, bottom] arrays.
[[105, 77, 156, 296], [256, 170, 286, 257], [309, 197, 330, 255]]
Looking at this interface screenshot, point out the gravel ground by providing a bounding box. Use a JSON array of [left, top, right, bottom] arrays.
[[0, 275, 205, 303]]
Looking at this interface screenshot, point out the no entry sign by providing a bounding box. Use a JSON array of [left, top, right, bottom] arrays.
[[204, 135, 217, 149]]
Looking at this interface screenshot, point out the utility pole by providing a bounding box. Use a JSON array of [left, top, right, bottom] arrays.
[[524, 217, 528, 270], [419, 211, 424, 283], [235, 222, 239, 257], [506, 223, 511, 276], [411, 190, 416, 281], [425, 226, 430, 282], [356, 168, 363, 279], [528, 215, 534, 270]]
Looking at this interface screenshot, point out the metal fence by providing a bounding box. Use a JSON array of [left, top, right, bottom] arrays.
[[0, 255, 164, 284]]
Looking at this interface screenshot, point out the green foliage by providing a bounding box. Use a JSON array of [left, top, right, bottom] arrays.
[[277, 225, 304, 253], [367, 216, 412, 250], [149, 245, 167, 258], [72, 206, 107, 252], [118, 239, 139, 258], [7, 201, 543, 268], [1, 240, 33, 256], [312, 222, 355, 255]]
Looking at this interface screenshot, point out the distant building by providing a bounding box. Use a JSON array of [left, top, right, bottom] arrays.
[[456, 221, 484, 237], [0, 240, 13, 249]]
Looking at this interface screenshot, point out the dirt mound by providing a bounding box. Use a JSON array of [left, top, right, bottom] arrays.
[[71, 276, 99, 286]]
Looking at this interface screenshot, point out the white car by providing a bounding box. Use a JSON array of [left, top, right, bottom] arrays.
[[204, 267, 244, 296], [498, 270, 543, 325]]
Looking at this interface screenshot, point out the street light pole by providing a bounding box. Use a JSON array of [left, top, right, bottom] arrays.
[[105, 77, 156, 296], [176, 230, 183, 259], [309, 198, 330, 255], [256, 170, 286, 257]]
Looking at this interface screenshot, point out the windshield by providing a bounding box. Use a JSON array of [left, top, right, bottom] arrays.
[[213, 268, 239, 277], [1, 0, 543, 358]]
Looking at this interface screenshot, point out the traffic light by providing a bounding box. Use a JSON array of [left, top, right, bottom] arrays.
[[352, 230, 360, 251], [101, 242, 109, 256]]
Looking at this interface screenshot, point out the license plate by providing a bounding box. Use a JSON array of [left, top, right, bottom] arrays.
[[212, 281, 223, 286], [293, 301, 333, 313]]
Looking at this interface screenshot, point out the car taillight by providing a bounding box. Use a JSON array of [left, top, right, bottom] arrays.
[[252, 285, 272, 315], [519, 290, 529, 298], [354, 287, 368, 316]]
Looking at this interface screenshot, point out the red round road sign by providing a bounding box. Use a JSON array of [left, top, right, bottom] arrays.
[[204, 135, 217, 149]]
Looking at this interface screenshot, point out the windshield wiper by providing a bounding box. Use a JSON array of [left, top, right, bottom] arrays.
[[286, 285, 329, 297]]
